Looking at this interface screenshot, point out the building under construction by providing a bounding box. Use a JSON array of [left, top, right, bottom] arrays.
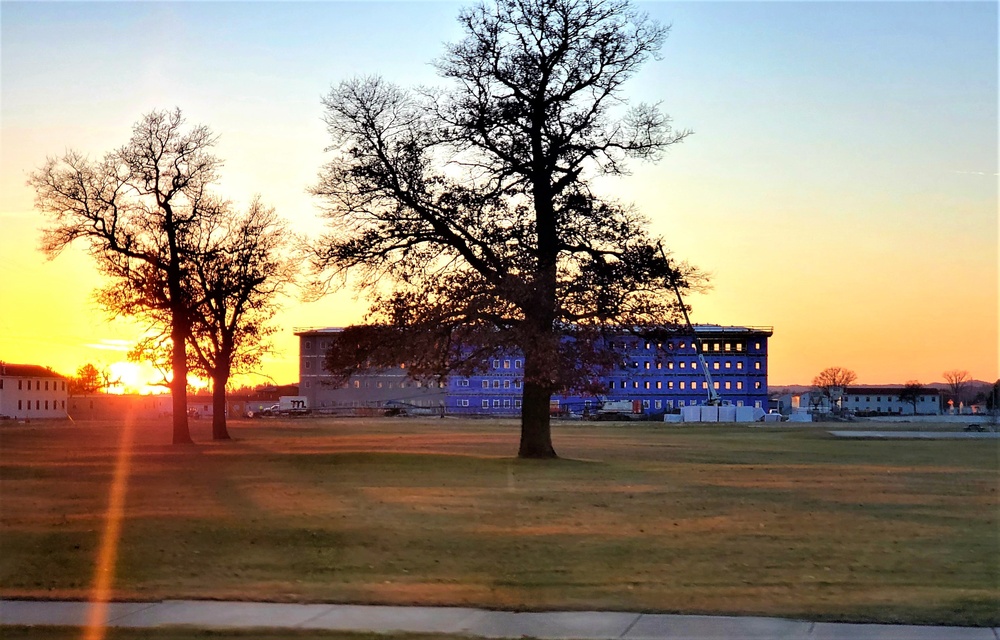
[[296, 325, 773, 417]]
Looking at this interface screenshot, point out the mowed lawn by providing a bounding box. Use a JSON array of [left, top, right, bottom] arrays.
[[1, 416, 997, 626]]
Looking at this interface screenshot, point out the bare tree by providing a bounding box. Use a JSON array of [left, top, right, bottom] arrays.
[[812, 366, 857, 414], [942, 369, 971, 409], [67, 363, 117, 395], [31, 108, 223, 444], [117, 198, 293, 440], [898, 380, 925, 415], [311, 0, 697, 458], [186, 198, 293, 439]]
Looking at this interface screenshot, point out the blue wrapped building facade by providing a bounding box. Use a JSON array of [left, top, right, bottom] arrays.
[[297, 325, 773, 417]]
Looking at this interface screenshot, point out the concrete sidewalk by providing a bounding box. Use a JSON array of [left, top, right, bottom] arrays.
[[2, 599, 997, 639]]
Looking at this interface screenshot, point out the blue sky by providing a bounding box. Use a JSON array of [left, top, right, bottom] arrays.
[[1, 1, 996, 385]]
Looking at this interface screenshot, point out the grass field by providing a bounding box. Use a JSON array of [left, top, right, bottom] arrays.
[[1, 416, 997, 627]]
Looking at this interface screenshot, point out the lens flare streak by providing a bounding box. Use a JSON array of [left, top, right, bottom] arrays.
[[84, 413, 136, 640]]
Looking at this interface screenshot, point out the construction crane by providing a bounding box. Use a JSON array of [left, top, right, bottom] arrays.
[[658, 244, 721, 406]]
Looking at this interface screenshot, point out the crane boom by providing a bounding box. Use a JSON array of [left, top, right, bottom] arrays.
[[658, 244, 721, 405]]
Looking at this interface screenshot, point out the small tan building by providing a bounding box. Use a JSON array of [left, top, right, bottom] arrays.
[[0, 362, 69, 419]]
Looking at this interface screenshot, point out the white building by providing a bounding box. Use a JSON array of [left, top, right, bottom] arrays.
[[843, 386, 941, 416], [0, 363, 69, 419]]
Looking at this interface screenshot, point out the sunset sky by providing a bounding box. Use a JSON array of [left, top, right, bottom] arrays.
[[1, 1, 996, 389]]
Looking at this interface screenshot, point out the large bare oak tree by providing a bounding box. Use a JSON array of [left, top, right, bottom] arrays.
[[311, 0, 698, 458], [32, 109, 220, 443], [32, 108, 289, 444]]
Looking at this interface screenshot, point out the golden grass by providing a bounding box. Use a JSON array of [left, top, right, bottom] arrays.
[[1, 417, 997, 626]]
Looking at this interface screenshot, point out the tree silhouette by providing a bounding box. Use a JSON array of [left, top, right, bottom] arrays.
[[31, 109, 221, 444], [185, 198, 293, 439], [898, 380, 925, 415], [942, 369, 971, 408], [311, 0, 697, 458], [122, 197, 293, 440], [812, 366, 857, 414]]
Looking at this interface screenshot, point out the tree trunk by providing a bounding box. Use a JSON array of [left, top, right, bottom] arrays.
[[170, 324, 193, 445], [519, 378, 557, 458], [211, 377, 230, 440], [518, 336, 557, 458]]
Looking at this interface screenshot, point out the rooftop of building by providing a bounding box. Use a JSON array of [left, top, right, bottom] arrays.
[[0, 363, 66, 379]]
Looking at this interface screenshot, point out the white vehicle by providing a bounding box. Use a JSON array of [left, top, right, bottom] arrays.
[[277, 396, 309, 415]]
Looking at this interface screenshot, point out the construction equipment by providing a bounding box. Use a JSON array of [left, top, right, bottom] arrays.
[[658, 244, 722, 406]]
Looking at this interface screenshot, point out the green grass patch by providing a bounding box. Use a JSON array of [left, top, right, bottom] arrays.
[[1, 417, 997, 626]]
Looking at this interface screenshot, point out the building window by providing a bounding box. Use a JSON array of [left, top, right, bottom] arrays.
[[680, 382, 686, 390], [755, 362, 761, 370], [460, 399, 469, 407], [482, 400, 489, 409], [642, 400, 650, 409], [515, 380, 522, 389], [36, 400, 40, 410], [702, 381, 708, 390], [633, 381, 639, 389], [482, 380, 489, 388], [656, 381, 662, 389], [18, 400, 22, 410], [725, 362, 731, 369], [610, 381, 616, 390], [737, 362, 743, 370], [755, 342, 761, 349], [735, 343, 743, 352], [679, 400, 685, 407], [755, 382, 762, 389], [713, 362, 720, 370], [644, 381, 650, 389], [504, 399, 511, 408], [45, 381, 49, 391], [304, 340, 312, 350], [725, 381, 731, 390], [644, 362, 650, 370], [737, 381, 743, 390], [460, 379, 469, 387], [492, 380, 500, 389], [714, 382, 720, 389], [45, 400, 49, 410], [503, 360, 510, 369], [755, 401, 762, 408], [376, 381, 383, 388], [667, 381, 674, 389], [668, 362, 674, 370], [656, 362, 662, 370], [305, 361, 311, 370], [713, 343, 720, 352], [493, 399, 500, 408], [515, 400, 522, 408], [680, 362, 686, 369], [354, 380, 360, 388], [18, 380, 22, 390], [655, 400, 662, 409], [493, 359, 500, 369], [504, 380, 511, 389], [515, 360, 522, 368]]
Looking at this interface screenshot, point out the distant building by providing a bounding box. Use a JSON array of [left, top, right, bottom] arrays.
[[296, 325, 773, 416], [843, 386, 941, 416], [0, 363, 68, 419]]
